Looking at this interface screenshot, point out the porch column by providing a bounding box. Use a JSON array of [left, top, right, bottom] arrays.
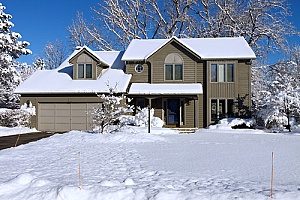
[[194, 99, 199, 128], [147, 98, 153, 133]]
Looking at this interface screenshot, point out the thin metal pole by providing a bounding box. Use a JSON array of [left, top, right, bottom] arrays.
[[270, 152, 274, 199], [78, 151, 82, 189], [148, 98, 151, 133]]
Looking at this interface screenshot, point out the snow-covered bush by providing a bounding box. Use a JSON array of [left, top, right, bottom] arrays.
[[209, 118, 254, 130], [120, 108, 164, 128], [0, 110, 30, 127], [91, 93, 132, 134], [0, 103, 35, 127]]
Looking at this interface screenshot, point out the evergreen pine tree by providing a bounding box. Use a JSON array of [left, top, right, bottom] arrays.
[[0, 3, 31, 108]]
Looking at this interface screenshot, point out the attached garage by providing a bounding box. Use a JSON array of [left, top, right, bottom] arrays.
[[38, 103, 101, 132]]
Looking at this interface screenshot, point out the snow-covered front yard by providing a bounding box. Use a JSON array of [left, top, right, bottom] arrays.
[[0, 127, 299, 200]]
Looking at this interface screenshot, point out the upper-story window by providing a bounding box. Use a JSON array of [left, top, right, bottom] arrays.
[[164, 53, 183, 81], [211, 63, 234, 82], [78, 63, 92, 79]]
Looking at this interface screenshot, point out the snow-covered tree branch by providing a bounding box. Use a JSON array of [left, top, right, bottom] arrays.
[[91, 90, 132, 134], [43, 40, 66, 69]]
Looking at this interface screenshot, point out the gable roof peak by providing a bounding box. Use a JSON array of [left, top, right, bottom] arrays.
[[68, 45, 110, 66]]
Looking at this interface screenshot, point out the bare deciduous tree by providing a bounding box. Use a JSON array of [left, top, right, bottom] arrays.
[[43, 40, 67, 69], [68, 0, 298, 58]]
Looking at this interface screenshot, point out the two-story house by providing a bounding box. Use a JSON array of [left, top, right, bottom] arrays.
[[15, 36, 255, 132]]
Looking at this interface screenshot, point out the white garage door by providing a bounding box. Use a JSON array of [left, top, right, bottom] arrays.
[[38, 103, 101, 132]]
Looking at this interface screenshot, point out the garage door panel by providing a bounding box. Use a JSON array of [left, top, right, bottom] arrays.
[[71, 116, 87, 123], [71, 110, 87, 116], [55, 117, 71, 123], [39, 116, 55, 123], [55, 123, 71, 132], [56, 109, 71, 117], [71, 104, 86, 110], [39, 124, 55, 131], [71, 123, 87, 130], [40, 104, 55, 109], [39, 110, 55, 117], [56, 104, 71, 109]]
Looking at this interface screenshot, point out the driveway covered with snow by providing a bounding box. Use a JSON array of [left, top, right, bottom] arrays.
[[0, 128, 299, 199], [0, 131, 56, 150]]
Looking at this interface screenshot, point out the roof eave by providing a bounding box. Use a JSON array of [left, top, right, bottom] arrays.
[[201, 56, 256, 60]]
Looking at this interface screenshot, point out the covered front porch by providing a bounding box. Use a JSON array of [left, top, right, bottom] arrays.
[[128, 83, 203, 128]]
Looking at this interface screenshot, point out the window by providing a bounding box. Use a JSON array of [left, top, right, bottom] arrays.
[[211, 99, 218, 122], [210, 99, 235, 122], [218, 99, 226, 118], [211, 64, 217, 82], [86, 64, 92, 78], [164, 53, 183, 81], [78, 64, 84, 78], [227, 99, 234, 117], [210, 63, 234, 82], [165, 64, 173, 80], [78, 64, 92, 79], [135, 64, 144, 73], [227, 64, 234, 82]]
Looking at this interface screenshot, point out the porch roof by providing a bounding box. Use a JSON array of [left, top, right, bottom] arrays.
[[128, 83, 203, 95]]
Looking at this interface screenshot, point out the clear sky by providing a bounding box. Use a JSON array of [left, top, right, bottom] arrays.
[[2, 0, 300, 65]]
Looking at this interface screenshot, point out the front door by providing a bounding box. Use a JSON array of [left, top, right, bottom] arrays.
[[166, 99, 180, 127]]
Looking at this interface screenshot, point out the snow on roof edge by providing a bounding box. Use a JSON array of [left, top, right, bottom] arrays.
[[122, 36, 256, 61], [69, 45, 110, 66], [128, 83, 203, 95]]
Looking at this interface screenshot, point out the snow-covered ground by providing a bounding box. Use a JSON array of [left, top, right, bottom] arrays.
[[0, 127, 299, 200], [0, 126, 37, 137]]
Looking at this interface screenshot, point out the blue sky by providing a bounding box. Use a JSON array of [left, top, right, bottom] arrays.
[[2, 0, 300, 65]]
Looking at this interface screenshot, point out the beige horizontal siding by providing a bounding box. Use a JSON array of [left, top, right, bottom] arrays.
[[148, 41, 198, 83], [126, 63, 149, 83], [184, 99, 195, 128]]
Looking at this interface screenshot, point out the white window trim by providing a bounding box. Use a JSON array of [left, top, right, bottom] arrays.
[[77, 63, 93, 79], [135, 64, 144, 73], [164, 53, 184, 81]]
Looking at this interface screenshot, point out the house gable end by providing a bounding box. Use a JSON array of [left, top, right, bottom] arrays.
[[147, 40, 203, 83], [69, 48, 109, 80]]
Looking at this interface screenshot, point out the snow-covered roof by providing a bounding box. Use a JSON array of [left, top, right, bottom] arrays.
[[15, 69, 131, 94], [128, 83, 203, 95], [94, 51, 125, 69], [15, 50, 131, 94], [122, 36, 256, 61]]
